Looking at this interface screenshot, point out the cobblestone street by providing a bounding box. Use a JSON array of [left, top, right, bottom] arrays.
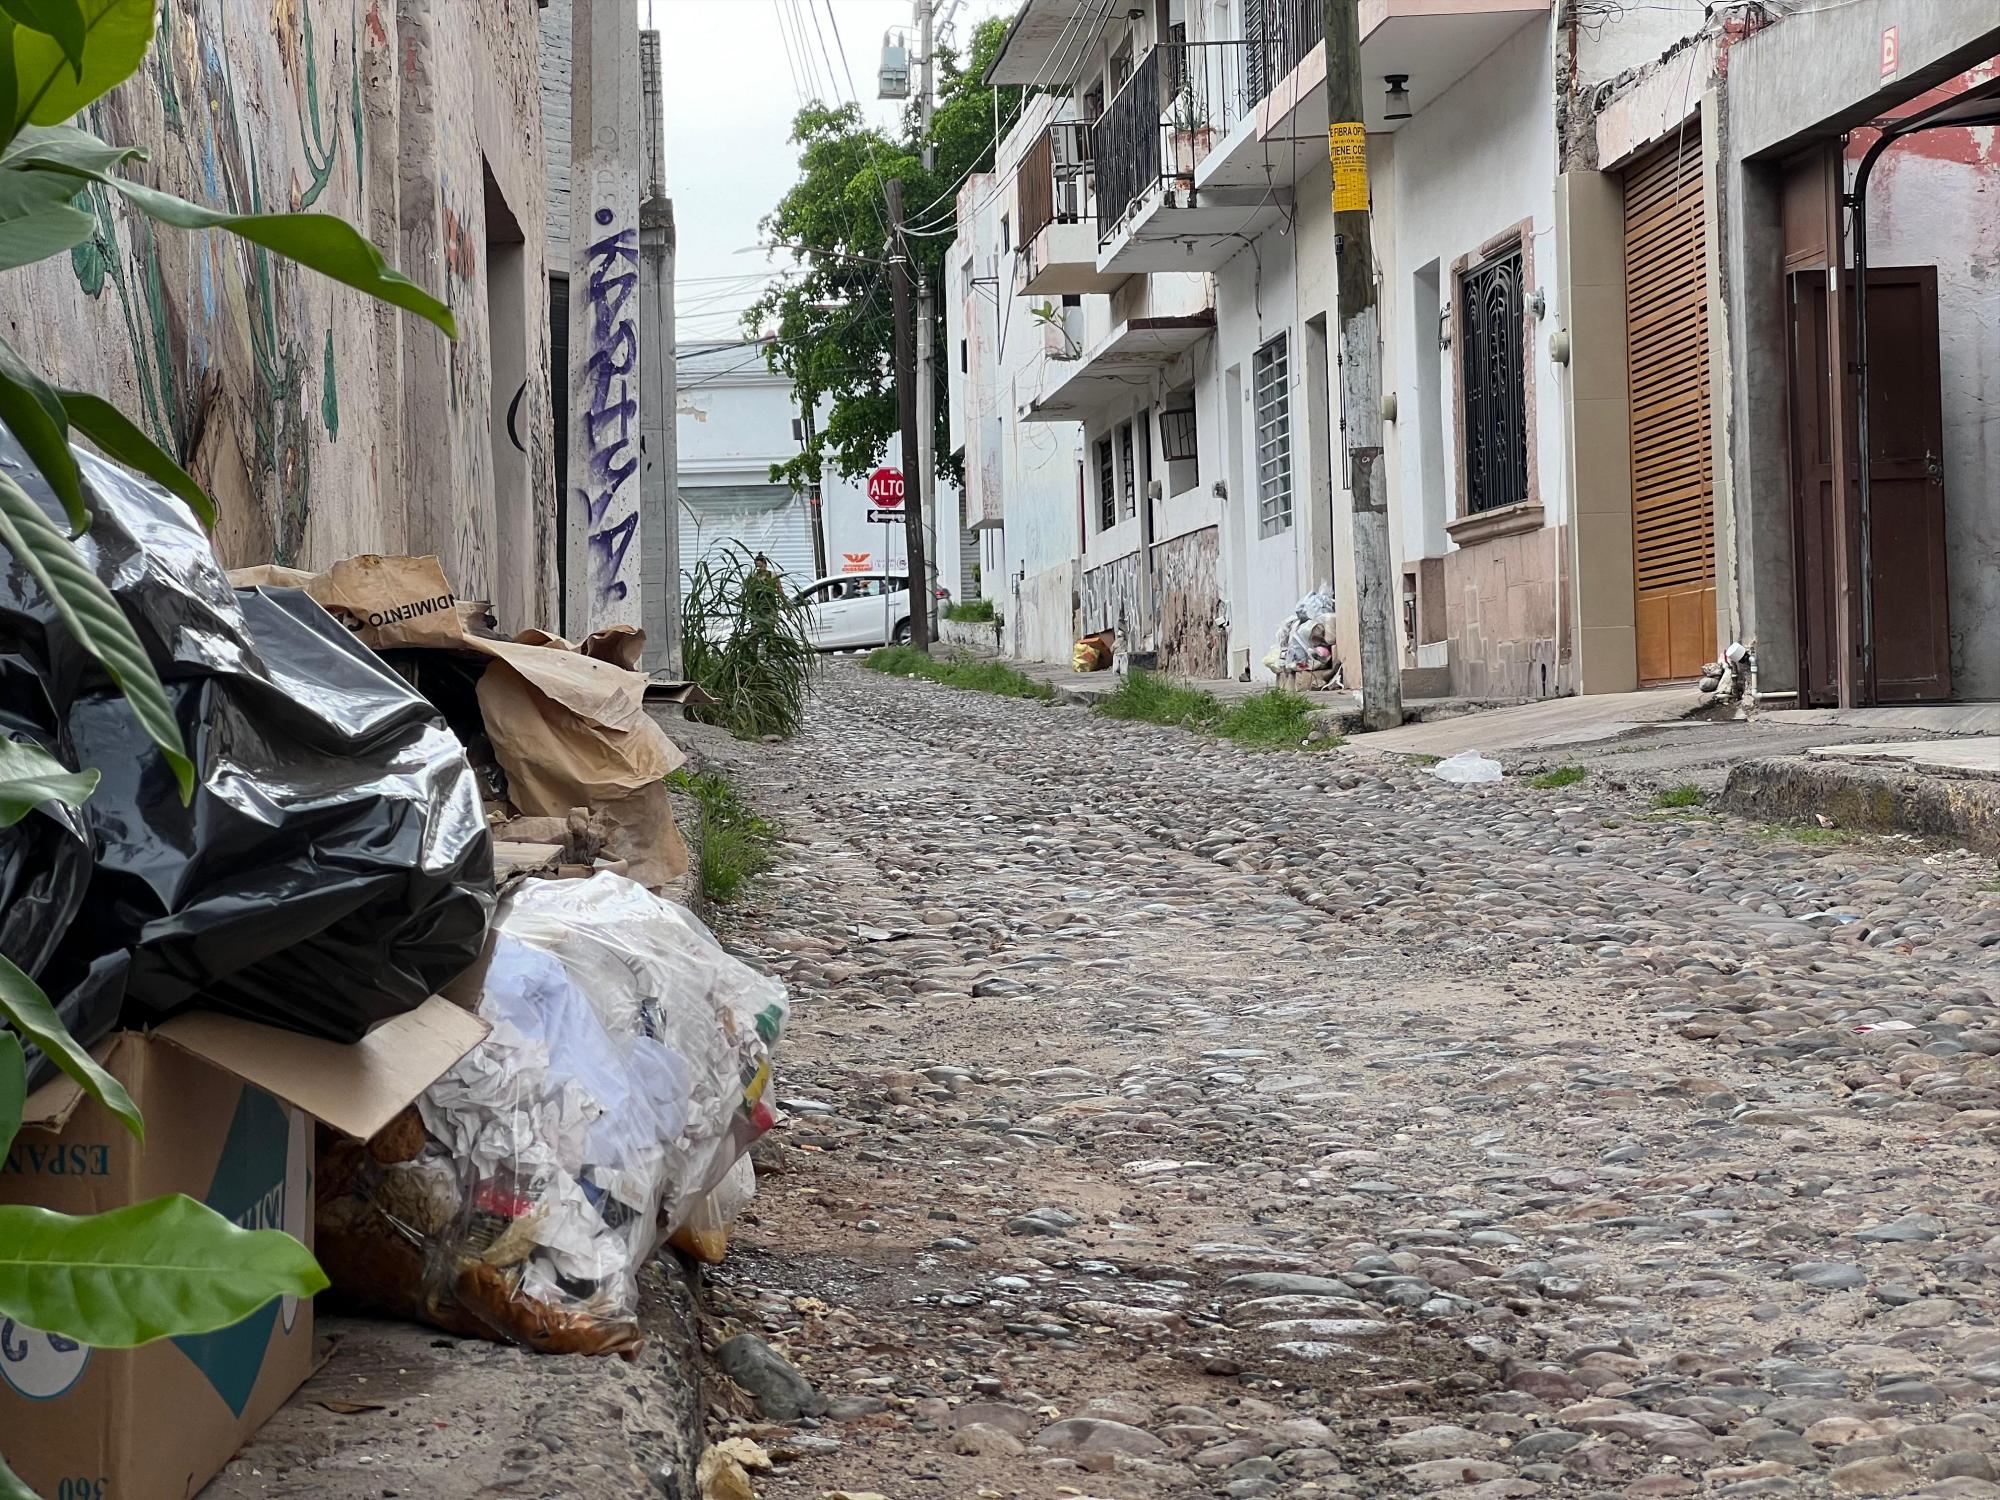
[[698, 663, 2000, 1500]]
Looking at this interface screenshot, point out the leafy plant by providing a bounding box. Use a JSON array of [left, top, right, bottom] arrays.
[[682, 547, 819, 739], [1529, 766, 1588, 790], [1652, 783, 1704, 809], [941, 596, 997, 624], [865, 643, 1053, 699], [666, 766, 777, 905], [0, 5, 452, 1493]]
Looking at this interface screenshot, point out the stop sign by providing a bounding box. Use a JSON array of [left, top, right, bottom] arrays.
[[867, 466, 904, 508]]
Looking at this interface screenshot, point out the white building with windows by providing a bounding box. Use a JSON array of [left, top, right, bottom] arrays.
[[677, 338, 965, 604], [956, 0, 1744, 697]]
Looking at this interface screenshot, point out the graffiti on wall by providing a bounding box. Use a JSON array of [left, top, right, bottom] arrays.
[[577, 208, 640, 605], [63, 0, 365, 564]]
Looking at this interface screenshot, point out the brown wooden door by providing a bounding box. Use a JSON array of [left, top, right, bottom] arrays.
[[1788, 271, 1842, 707], [1858, 266, 1952, 702], [1787, 266, 1953, 705], [1624, 130, 1716, 684]]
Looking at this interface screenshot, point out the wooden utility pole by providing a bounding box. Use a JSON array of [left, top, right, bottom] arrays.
[[1326, 0, 1403, 730], [886, 177, 932, 650]]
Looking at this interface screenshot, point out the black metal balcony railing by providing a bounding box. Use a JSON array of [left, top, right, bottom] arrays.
[[1245, 0, 1325, 105], [1090, 7, 1325, 248], [1095, 46, 1161, 239]]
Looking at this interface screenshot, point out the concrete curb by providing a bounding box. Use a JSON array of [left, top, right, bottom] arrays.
[[1722, 754, 2000, 853]]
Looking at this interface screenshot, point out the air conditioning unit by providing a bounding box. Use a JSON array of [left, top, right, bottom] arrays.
[[1049, 120, 1092, 168], [879, 31, 910, 99]]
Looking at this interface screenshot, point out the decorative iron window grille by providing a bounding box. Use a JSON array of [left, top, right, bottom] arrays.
[[1097, 437, 1116, 532], [1253, 334, 1294, 536], [1160, 407, 1198, 462], [1460, 243, 1529, 515], [1119, 421, 1137, 520]]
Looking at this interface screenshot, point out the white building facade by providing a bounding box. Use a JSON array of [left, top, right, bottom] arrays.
[[960, 0, 1752, 697]]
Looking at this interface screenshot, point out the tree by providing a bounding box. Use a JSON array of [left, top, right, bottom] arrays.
[[750, 18, 1019, 493]]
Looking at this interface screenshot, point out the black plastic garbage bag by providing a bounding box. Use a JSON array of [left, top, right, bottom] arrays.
[[0, 426, 494, 1083]]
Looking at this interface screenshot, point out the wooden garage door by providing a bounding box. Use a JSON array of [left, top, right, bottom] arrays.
[[1625, 129, 1717, 684]]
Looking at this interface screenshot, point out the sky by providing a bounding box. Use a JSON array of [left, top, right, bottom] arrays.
[[654, 0, 1013, 344]]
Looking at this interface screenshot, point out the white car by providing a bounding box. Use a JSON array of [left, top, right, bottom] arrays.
[[795, 572, 913, 649]]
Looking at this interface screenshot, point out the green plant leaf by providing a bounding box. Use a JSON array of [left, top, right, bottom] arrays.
[[0, 736, 97, 825], [19, 152, 456, 338], [0, 1193, 328, 1347], [0, 1031, 23, 1159], [0, 121, 144, 176], [0, 164, 92, 271], [0, 949, 138, 1140], [0, 335, 84, 531], [0, 1449, 39, 1500], [58, 389, 213, 529], [0, 0, 85, 78], [0, 472, 193, 801], [13, 0, 152, 131]]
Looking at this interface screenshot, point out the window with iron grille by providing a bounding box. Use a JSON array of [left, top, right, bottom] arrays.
[[1253, 334, 1294, 536], [1097, 437, 1116, 532], [1460, 243, 1529, 514], [1118, 421, 1136, 520]]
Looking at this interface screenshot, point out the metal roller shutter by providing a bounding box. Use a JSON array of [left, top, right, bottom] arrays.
[[678, 485, 817, 588], [1624, 128, 1717, 685]]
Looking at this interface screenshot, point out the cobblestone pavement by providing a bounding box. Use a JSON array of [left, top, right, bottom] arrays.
[[696, 663, 2000, 1500]]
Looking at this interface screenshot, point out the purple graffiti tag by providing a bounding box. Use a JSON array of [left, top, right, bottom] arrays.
[[580, 223, 642, 607]]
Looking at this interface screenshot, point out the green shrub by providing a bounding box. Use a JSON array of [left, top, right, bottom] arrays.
[[864, 645, 1054, 699], [942, 597, 998, 623], [682, 549, 819, 739], [668, 767, 777, 904]]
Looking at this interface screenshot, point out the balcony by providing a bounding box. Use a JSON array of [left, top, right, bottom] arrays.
[[1019, 309, 1217, 424], [1015, 123, 1124, 296], [1197, 0, 1326, 191], [1093, 43, 1291, 275]]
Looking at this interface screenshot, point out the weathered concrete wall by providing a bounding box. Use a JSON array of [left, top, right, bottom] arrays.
[[0, 0, 554, 626], [1081, 551, 1140, 640]]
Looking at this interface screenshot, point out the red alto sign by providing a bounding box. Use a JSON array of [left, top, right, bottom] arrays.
[[867, 466, 905, 508]]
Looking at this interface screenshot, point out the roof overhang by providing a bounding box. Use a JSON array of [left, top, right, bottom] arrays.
[[985, 0, 1118, 86], [1021, 312, 1216, 423]]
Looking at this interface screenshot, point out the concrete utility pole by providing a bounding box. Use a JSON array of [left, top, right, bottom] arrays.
[[1326, 0, 1403, 730], [914, 0, 940, 631], [566, 0, 644, 638], [887, 178, 932, 650]]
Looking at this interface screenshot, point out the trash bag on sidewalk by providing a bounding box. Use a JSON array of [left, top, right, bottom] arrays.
[[1431, 750, 1504, 784], [0, 426, 494, 1083], [317, 872, 787, 1354]]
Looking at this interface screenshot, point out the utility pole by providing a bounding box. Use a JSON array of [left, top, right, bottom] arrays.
[[914, 0, 940, 631], [1326, 0, 1402, 730], [887, 177, 932, 650]]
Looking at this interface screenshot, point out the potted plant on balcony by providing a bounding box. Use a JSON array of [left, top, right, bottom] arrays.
[[1169, 80, 1213, 184]]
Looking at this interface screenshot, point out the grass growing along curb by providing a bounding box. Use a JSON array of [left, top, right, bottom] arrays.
[[864, 644, 1055, 700], [941, 597, 999, 624], [1652, 783, 1704, 809], [1529, 765, 1588, 790], [1095, 671, 1343, 752], [667, 768, 777, 905]]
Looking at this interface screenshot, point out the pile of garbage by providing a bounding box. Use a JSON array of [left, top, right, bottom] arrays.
[[0, 429, 492, 1082], [1263, 587, 1343, 688], [0, 428, 787, 1366], [318, 873, 784, 1355]]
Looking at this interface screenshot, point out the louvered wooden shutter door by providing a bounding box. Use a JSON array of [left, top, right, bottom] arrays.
[[1625, 128, 1717, 684]]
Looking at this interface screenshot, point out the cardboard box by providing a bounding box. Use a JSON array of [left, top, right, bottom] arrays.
[[0, 997, 487, 1500]]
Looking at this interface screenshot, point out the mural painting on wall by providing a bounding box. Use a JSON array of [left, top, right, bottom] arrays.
[[66, 0, 361, 567], [579, 208, 640, 606]]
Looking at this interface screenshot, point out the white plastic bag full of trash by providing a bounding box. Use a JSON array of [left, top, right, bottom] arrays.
[[1431, 750, 1504, 784]]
